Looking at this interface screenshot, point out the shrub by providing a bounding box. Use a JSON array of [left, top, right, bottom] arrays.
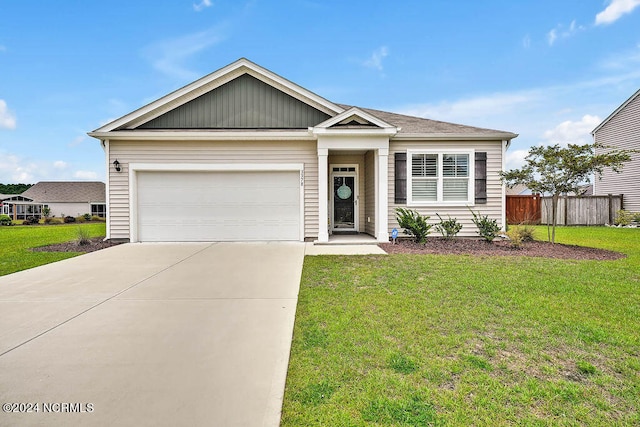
[[91, 215, 106, 222], [49, 217, 64, 225], [83, 213, 92, 221], [75, 216, 86, 223], [0, 214, 12, 226], [469, 208, 501, 242], [614, 210, 634, 226], [24, 216, 40, 225], [396, 208, 432, 243], [76, 226, 91, 245], [435, 213, 462, 240], [505, 228, 524, 248], [515, 223, 535, 242], [64, 216, 76, 223]]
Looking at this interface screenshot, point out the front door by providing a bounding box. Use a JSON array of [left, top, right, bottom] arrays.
[[331, 167, 357, 233]]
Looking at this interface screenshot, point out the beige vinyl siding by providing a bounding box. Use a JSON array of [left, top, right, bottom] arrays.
[[108, 140, 318, 240], [328, 153, 366, 233], [594, 93, 640, 211], [388, 140, 504, 237], [364, 150, 376, 235]]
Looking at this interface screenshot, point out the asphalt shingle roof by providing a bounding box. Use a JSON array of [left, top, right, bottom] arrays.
[[339, 104, 517, 137], [22, 182, 106, 203]]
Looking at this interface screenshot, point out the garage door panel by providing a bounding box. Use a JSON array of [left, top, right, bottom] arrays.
[[136, 170, 301, 242]]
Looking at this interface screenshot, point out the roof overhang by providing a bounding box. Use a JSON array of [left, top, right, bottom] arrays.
[[88, 130, 317, 141], [392, 132, 518, 141]]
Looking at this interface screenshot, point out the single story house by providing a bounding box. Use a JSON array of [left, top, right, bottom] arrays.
[[592, 88, 640, 212], [0, 194, 44, 220], [89, 58, 517, 243], [0, 182, 106, 220]]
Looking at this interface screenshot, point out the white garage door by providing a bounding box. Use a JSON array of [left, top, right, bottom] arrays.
[[136, 170, 301, 242]]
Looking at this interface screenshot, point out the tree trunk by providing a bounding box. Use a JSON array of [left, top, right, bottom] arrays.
[[551, 193, 558, 244]]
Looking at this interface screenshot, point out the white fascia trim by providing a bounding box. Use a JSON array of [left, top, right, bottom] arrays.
[[92, 58, 343, 134], [312, 127, 398, 136], [88, 130, 315, 141], [592, 88, 640, 135], [314, 107, 396, 129], [128, 162, 305, 243], [393, 133, 518, 141]]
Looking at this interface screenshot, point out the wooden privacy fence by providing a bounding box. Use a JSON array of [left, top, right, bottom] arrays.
[[506, 194, 623, 225], [541, 194, 623, 225], [506, 195, 541, 224]]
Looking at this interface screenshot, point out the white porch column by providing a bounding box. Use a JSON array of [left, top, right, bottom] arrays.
[[376, 148, 389, 242], [317, 148, 329, 242]]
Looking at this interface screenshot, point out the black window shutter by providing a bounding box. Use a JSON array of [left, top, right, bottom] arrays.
[[394, 152, 407, 204], [475, 152, 487, 204]]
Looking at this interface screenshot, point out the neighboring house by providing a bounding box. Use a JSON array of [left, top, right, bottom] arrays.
[[0, 194, 44, 220], [506, 184, 532, 196], [14, 181, 106, 219], [592, 88, 640, 211], [88, 58, 517, 243]]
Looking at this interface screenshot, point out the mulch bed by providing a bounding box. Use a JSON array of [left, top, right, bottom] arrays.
[[31, 237, 124, 254], [380, 238, 625, 260]]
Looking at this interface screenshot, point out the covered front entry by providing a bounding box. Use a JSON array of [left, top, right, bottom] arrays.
[[133, 167, 303, 242]]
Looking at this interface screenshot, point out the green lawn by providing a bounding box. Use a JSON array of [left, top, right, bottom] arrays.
[[282, 227, 640, 426], [0, 223, 106, 276]]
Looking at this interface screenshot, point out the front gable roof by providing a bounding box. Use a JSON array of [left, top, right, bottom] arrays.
[[92, 58, 343, 133], [312, 107, 398, 136]]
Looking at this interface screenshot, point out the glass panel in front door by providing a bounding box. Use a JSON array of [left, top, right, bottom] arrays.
[[333, 176, 355, 230]]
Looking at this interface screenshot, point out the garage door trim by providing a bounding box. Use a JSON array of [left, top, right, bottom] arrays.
[[129, 163, 305, 242]]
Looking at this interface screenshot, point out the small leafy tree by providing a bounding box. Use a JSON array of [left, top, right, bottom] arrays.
[[501, 143, 633, 243], [395, 208, 432, 243], [435, 213, 462, 240], [469, 208, 501, 242]]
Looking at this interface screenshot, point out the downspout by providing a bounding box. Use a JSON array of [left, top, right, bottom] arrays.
[[102, 139, 111, 240], [501, 140, 507, 231]]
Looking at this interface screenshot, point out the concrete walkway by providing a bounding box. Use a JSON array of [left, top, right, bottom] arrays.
[[0, 242, 305, 427]]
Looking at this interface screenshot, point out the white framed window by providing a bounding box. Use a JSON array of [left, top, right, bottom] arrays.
[[408, 150, 474, 205]]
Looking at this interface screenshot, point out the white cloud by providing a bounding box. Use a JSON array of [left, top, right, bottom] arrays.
[[505, 149, 530, 171], [542, 115, 602, 145], [522, 35, 531, 49], [595, 0, 640, 25], [399, 89, 543, 125], [363, 46, 389, 71], [144, 27, 225, 80], [193, 0, 213, 12], [68, 135, 86, 147], [0, 152, 36, 182], [547, 29, 557, 46], [547, 20, 585, 46], [74, 170, 98, 180], [53, 161, 68, 170], [0, 99, 17, 129]]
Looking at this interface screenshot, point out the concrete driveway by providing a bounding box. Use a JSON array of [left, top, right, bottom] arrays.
[[0, 242, 305, 427]]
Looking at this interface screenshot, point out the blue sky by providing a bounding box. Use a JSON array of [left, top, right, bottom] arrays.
[[1, 0, 639, 183]]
